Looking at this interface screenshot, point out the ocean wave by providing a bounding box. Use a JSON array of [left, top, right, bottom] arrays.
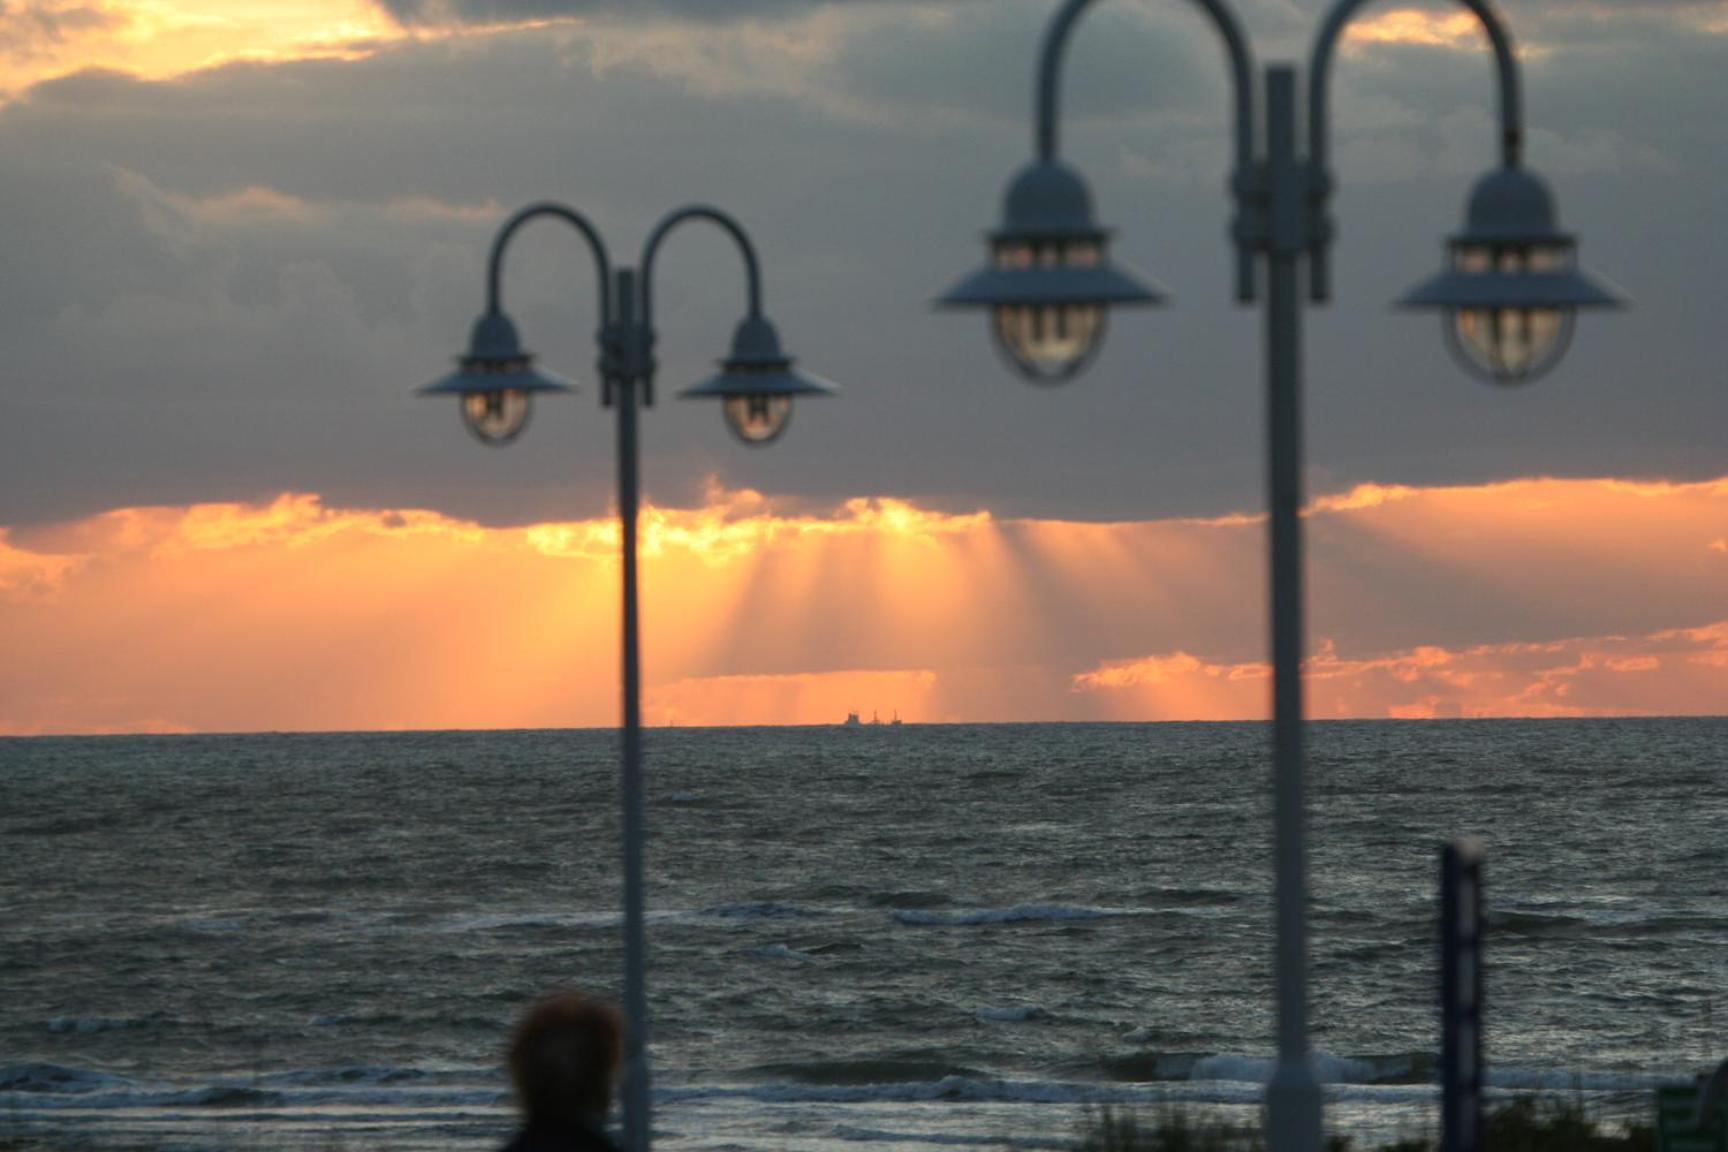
[[1486, 1068, 1676, 1092], [1492, 909, 1728, 940], [1097, 1051, 1674, 1093], [306, 1011, 501, 1032], [672, 1072, 1666, 1108], [893, 904, 1132, 927], [0, 1081, 508, 1111], [1136, 886, 1247, 907], [1493, 910, 1608, 938], [256, 1065, 496, 1087], [0, 1063, 132, 1094], [660, 1075, 1265, 1107], [976, 1005, 1044, 1023], [867, 890, 955, 910], [46, 1016, 150, 1034], [1597, 914, 1728, 939], [430, 911, 622, 934], [831, 1124, 1072, 1149], [172, 917, 246, 936], [1100, 1051, 1436, 1086], [3, 1067, 1672, 1118], [1190, 1054, 1381, 1086], [9, 814, 134, 837], [178, 1086, 286, 1108], [750, 944, 816, 963], [308, 1013, 406, 1028], [699, 901, 815, 921], [746, 1059, 991, 1086]]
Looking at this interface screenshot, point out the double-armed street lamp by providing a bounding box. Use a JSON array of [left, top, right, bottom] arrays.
[[939, 2, 1622, 1151], [421, 201, 838, 1152]]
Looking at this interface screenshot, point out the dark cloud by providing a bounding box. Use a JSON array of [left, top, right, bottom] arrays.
[[0, 1, 1722, 529], [0, 1, 122, 62], [377, 0, 907, 28]]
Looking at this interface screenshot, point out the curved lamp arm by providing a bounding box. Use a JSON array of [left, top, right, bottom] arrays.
[[1036, 0, 1258, 299], [485, 202, 614, 326], [1306, 0, 1523, 298], [639, 204, 764, 334]]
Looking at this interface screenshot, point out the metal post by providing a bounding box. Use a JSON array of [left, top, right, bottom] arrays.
[[1261, 64, 1322, 1152], [1441, 841, 1485, 1152], [614, 266, 652, 1152]]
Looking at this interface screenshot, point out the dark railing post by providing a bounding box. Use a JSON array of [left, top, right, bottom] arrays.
[[1442, 840, 1486, 1152]]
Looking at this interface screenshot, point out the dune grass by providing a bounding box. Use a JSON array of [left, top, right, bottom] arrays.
[[1077, 1097, 1658, 1152]]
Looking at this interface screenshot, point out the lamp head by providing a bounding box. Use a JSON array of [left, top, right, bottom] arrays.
[[679, 314, 838, 446], [1400, 166, 1624, 386], [418, 310, 574, 445], [937, 159, 1166, 384]]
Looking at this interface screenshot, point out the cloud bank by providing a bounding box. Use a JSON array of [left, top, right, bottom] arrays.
[[0, 0, 1722, 530], [2, 475, 1722, 733]]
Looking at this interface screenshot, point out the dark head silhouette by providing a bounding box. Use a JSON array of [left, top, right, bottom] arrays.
[[504, 993, 624, 1152]]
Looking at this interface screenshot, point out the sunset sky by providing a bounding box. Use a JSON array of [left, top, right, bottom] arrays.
[[1, 0, 1723, 732]]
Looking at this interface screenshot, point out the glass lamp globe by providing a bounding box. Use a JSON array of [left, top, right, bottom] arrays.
[[461, 388, 532, 444], [1443, 243, 1576, 385], [938, 160, 1162, 384], [989, 237, 1108, 383], [723, 393, 793, 445], [682, 313, 835, 445], [1401, 166, 1623, 386]]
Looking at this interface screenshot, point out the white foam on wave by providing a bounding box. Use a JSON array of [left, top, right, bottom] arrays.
[[893, 904, 1131, 927]]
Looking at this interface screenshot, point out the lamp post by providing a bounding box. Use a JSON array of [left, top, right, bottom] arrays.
[[939, 4, 1622, 1152], [421, 201, 837, 1152]]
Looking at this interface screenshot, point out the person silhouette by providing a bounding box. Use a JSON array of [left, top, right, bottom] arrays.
[[502, 993, 625, 1152]]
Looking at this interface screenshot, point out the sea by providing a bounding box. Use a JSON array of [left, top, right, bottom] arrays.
[[3, 720, 1725, 1152]]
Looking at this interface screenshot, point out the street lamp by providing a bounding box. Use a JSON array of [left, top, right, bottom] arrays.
[[939, 158, 1167, 381], [1402, 165, 1620, 384], [421, 201, 837, 1152], [938, 3, 1622, 1152]]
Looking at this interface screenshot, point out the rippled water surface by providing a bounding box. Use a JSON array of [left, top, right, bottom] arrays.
[[2, 720, 1724, 1150]]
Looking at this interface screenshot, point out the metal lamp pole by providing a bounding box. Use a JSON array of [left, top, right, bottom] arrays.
[[940, 4, 1623, 1151], [420, 203, 838, 1152]]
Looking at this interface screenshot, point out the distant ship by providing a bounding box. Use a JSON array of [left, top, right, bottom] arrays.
[[842, 709, 902, 726]]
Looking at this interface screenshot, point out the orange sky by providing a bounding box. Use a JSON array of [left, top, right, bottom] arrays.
[[2, 475, 1723, 734]]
